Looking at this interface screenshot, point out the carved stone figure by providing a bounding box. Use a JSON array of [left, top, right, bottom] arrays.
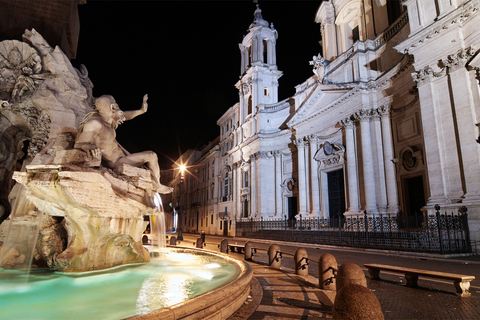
[[0, 40, 44, 102], [310, 53, 328, 83], [74, 94, 172, 194]]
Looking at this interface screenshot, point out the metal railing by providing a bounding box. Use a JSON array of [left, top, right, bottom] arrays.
[[235, 205, 471, 254]]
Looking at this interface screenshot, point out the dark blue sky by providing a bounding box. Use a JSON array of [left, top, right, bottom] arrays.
[[73, 1, 321, 170]]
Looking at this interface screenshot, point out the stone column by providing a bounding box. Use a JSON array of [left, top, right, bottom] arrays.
[[309, 136, 321, 216], [355, 110, 378, 214], [340, 118, 360, 214], [295, 139, 308, 216], [446, 61, 480, 202], [378, 106, 398, 214], [274, 151, 283, 217], [250, 154, 257, 217], [305, 140, 311, 214], [412, 66, 462, 204], [240, 44, 246, 74], [271, 39, 277, 66], [371, 110, 387, 213], [259, 152, 275, 217], [232, 163, 237, 219], [236, 163, 243, 219]]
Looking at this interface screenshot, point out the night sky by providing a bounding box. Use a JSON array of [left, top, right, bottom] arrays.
[[73, 1, 322, 171]]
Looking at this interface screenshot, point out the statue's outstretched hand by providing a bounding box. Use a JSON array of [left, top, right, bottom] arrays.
[[86, 147, 101, 159], [141, 94, 148, 113]]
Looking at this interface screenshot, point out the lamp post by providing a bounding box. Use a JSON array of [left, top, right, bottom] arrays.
[[177, 164, 186, 241]]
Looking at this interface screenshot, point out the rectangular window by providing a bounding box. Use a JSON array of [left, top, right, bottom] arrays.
[[352, 26, 359, 42], [264, 87, 269, 96]]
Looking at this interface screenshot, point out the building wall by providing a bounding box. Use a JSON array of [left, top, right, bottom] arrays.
[[175, 0, 480, 243]]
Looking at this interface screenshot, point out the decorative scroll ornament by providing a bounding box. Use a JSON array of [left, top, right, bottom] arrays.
[[0, 40, 46, 102]]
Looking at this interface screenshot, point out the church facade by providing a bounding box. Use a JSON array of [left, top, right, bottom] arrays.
[[178, 0, 480, 243]]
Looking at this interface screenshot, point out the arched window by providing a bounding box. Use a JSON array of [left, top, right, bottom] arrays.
[[224, 172, 229, 197], [335, 1, 363, 53]]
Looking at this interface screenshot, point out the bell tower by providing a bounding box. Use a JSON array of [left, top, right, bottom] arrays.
[[236, 4, 282, 123]]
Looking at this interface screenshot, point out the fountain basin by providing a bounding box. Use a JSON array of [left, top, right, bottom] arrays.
[[0, 247, 252, 320]]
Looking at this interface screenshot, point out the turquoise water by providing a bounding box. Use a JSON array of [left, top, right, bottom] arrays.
[[0, 249, 241, 320]]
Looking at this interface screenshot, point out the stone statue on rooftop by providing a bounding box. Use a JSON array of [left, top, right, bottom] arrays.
[[74, 94, 172, 194]]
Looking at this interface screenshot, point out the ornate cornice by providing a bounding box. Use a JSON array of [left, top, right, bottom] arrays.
[[396, 0, 480, 54], [412, 46, 477, 83]]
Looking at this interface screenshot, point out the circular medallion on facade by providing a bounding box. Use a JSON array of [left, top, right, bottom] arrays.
[[287, 180, 294, 191], [324, 141, 333, 155], [402, 150, 416, 170]]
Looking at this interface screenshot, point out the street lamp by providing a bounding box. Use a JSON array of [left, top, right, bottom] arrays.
[[177, 164, 186, 241]]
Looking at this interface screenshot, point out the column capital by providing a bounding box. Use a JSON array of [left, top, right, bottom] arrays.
[[354, 109, 372, 121], [441, 46, 477, 72], [377, 105, 390, 117], [294, 138, 307, 147], [371, 109, 381, 121], [411, 65, 446, 84], [339, 117, 355, 129]]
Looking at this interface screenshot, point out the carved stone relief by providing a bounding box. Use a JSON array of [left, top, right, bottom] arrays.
[[314, 141, 345, 168], [0, 40, 45, 103]]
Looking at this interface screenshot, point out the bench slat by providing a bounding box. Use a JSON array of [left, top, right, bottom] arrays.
[[364, 263, 475, 297], [364, 264, 474, 281]]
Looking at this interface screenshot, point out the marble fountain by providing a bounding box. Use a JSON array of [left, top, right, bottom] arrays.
[[0, 29, 251, 319]]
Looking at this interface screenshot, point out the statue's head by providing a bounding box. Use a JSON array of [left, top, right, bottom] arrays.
[[94, 95, 125, 129]]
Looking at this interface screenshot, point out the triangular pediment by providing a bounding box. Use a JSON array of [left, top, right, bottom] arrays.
[[287, 83, 354, 128]]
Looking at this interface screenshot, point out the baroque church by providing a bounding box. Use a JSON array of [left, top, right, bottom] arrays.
[[173, 0, 480, 244]]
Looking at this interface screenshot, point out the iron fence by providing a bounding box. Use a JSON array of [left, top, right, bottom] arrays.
[[235, 205, 471, 254]]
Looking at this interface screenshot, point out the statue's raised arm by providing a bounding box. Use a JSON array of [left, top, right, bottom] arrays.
[[123, 94, 148, 121], [74, 94, 172, 194]]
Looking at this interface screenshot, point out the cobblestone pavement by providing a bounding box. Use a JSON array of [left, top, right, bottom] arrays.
[[240, 251, 480, 320], [177, 233, 480, 319]]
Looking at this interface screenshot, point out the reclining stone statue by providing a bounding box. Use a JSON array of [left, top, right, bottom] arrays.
[[74, 94, 172, 194]]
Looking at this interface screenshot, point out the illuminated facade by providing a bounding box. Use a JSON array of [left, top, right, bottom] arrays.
[[178, 1, 480, 241]]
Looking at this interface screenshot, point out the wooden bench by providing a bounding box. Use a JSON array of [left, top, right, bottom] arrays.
[[228, 244, 245, 253], [364, 263, 475, 297]]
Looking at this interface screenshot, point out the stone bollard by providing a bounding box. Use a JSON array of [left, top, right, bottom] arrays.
[[245, 241, 254, 260], [294, 247, 308, 276], [220, 239, 229, 253], [336, 263, 367, 292], [169, 236, 177, 246], [196, 237, 204, 248], [319, 253, 337, 290], [268, 244, 282, 268], [332, 284, 384, 320]]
